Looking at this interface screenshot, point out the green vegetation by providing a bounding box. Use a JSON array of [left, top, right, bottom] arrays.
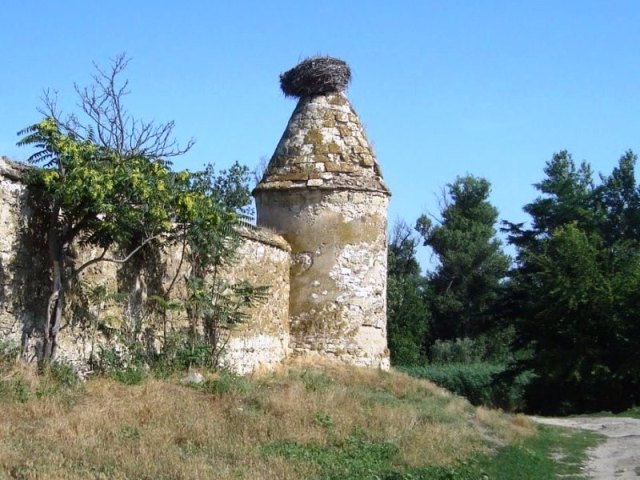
[[386, 220, 430, 365], [264, 424, 599, 480], [505, 151, 640, 414], [471, 425, 599, 480], [16, 54, 262, 371], [401, 363, 533, 412], [389, 152, 640, 416], [621, 407, 640, 419], [416, 175, 510, 342]]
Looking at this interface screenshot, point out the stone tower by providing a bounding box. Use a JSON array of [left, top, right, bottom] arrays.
[[253, 57, 391, 368]]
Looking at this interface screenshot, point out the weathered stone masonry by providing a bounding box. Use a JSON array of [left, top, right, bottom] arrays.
[[0, 57, 391, 372], [254, 92, 391, 369]]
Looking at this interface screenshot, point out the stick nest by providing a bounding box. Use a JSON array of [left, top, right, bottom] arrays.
[[280, 57, 351, 98]]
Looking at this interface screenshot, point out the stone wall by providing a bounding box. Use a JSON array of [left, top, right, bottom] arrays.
[[0, 157, 291, 373], [255, 189, 389, 369], [0, 158, 36, 352], [217, 228, 291, 374]]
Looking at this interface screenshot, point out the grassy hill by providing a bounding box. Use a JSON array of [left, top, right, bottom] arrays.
[[0, 358, 597, 479]]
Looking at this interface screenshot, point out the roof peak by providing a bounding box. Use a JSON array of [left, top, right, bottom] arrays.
[[254, 93, 389, 195]]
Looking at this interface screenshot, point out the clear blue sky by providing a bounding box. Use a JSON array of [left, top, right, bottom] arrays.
[[2, 1, 639, 270]]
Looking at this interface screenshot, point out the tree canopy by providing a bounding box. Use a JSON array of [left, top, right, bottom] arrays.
[[505, 151, 640, 413], [416, 175, 510, 342]]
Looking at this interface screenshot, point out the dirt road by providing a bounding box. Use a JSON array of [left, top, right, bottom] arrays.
[[531, 416, 640, 479]]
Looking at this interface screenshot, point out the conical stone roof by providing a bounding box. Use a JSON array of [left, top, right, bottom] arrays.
[[254, 58, 389, 195]]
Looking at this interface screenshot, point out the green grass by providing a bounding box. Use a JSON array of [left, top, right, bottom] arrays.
[[261, 424, 601, 480], [473, 425, 600, 479], [589, 406, 640, 419]]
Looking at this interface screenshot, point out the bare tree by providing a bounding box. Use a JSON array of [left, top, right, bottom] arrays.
[[39, 53, 195, 160]]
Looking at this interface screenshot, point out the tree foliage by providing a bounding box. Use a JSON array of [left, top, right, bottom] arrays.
[[18, 117, 178, 361], [506, 151, 640, 413], [171, 163, 266, 365], [416, 175, 510, 342], [386, 220, 429, 365], [17, 55, 259, 366]]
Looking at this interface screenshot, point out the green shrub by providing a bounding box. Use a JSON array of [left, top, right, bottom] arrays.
[[47, 361, 80, 388], [199, 370, 252, 395], [401, 362, 533, 411], [430, 338, 485, 364], [299, 369, 333, 392], [93, 346, 147, 385], [147, 336, 220, 377], [0, 358, 82, 402], [0, 376, 30, 403], [0, 341, 20, 368], [111, 365, 147, 385], [429, 328, 515, 365]]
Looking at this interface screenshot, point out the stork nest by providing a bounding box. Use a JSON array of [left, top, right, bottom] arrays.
[[280, 57, 351, 98]]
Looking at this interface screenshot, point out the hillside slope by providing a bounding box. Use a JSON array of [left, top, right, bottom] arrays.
[[0, 360, 590, 479]]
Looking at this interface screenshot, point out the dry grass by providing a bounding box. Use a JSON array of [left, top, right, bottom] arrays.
[[0, 359, 537, 479]]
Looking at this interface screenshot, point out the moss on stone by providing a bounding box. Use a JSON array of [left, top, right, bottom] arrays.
[[327, 142, 341, 154], [274, 171, 307, 181], [304, 128, 324, 147], [325, 162, 356, 173], [322, 111, 337, 128], [338, 126, 352, 137]]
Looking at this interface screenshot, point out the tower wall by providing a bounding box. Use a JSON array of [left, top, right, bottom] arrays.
[[255, 189, 389, 368]]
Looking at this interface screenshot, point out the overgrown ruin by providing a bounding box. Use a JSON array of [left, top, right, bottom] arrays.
[[0, 57, 391, 372]]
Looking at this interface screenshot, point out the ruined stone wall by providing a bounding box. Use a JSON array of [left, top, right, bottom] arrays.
[[255, 189, 389, 369], [0, 157, 291, 373], [0, 158, 36, 352], [217, 228, 291, 374]]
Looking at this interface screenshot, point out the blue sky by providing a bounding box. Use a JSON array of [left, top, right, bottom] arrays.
[[2, 1, 639, 270]]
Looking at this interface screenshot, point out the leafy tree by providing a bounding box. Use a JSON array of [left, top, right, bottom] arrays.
[[386, 220, 430, 365], [506, 151, 640, 413], [416, 175, 510, 342], [504, 151, 597, 260], [596, 150, 640, 244], [171, 164, 267, 366], [19, 56, 265, 369], [208, 161, 253, 217], [18, 119, 179, 361]]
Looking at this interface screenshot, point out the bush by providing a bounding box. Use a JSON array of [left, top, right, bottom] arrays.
[[429, 328, 515, 365], [430, 338, 485, 364], [199, 370, 252, 395], [46, 361, 81, 388], [154, 336, 218, 374], [93, 345, 148, 385], [0, 358, 82, 402], [0, 341, 20, 369], [401, 362, 533, 411]]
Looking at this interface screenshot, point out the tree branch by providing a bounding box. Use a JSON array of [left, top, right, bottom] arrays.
[[70, 233, 165, 282]]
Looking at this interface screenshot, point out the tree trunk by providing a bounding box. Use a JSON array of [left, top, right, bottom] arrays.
[[43, 229, 65, 362]]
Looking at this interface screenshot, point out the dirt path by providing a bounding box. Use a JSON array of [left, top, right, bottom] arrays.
[[531, 416, 640, 479]]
